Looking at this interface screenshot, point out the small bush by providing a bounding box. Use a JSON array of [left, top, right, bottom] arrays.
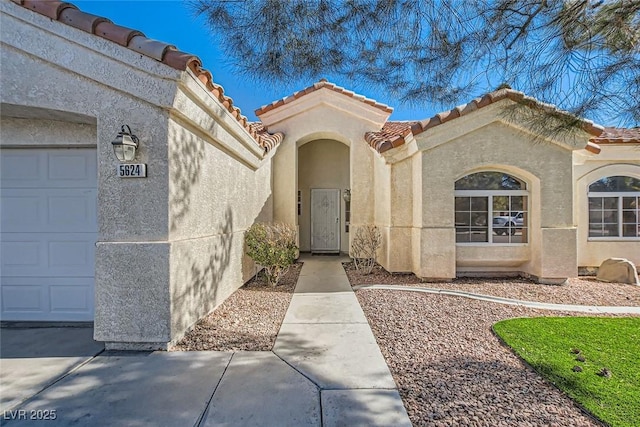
[[245, 222, 298, 286], [351, 224, 382, 274]]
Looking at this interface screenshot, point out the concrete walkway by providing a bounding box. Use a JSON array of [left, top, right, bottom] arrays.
[[204, 254, 411, 426], [1, 255, 410, 427], [354, 284, 640, 314]]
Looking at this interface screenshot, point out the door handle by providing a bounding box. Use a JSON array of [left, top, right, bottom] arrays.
[[336, 217, 339, 223]]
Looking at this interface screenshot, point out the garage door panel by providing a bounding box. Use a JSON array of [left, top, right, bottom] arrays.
[[48, 191, 97, 230], [1, 148, 96, 321], [48, 237, 95, 273], [0, 149, 96, 188], [0, 189, 96, 232], [50, 283, 92, 313], [1, 240, 41, 268], [1, 233, 94, 277], [1, 284, 43, 312], [0, 195, 42, 229], [0, 152, 42, 185], [1, 278, 93, 321], [48, 151, 96, 185]]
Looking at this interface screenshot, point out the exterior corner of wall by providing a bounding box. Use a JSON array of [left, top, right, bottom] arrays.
[[538, 228, 578, 279], [415, 228, 456, 279], [384, 226, 413, 272], [94, 241, 171, 345]]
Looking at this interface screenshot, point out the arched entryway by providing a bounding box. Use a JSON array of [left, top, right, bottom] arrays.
[[297, 139, 350, 253]]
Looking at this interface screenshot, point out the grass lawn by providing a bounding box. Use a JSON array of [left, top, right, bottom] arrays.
[[493, 317, 640, 427]]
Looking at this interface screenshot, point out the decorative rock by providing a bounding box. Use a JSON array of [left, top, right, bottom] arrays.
[[596, 258, 640, 285], [572, 366, 583, 372]]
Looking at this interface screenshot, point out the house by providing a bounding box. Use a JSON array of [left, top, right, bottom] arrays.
[[1, 0, 638, 350]]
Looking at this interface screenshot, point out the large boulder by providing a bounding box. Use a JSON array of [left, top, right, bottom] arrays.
[[596, 258, 640, 285]]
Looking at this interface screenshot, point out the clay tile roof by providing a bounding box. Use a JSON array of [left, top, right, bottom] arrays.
[[11, 0, 283, 153], [367, 88, 605, 154], [255, 78, 394, 116], [417, 89, 602, 138], [590, 127, 640, 144], [248, 122, 285, 152], [364, 121, 417, 153]]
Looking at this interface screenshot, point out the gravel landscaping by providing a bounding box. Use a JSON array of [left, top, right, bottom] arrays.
[[171, 257, 639, 425], [344, 262, 640, 306], [346, 262, 639, 426], [172, 262, 302, 351]]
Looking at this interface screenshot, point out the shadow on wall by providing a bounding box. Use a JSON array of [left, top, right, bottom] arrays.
[[172, 207, 234, 337], [169, 124, 206, 232]]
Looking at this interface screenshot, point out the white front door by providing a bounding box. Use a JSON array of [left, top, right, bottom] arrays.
[[0, 148, 97, 321], [311, 189, 340, 253]]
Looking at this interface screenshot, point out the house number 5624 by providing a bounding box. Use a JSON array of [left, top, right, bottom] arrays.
[[117, 164, 147, 178]]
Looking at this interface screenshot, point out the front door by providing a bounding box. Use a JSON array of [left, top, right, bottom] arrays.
[[310, 189, 340, 253]]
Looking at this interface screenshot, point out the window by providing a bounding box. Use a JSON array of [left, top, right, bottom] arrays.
[[455, 172, 528, 244], [588, 176, 640, 239], [345, 200, 350, 233]]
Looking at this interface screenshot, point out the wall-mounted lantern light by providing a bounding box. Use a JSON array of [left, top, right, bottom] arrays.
[[343, 189, 351, 202], [111, 125, 139, 162]]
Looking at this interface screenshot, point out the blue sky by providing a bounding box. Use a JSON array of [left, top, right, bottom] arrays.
[[74, 0, 444, 122]]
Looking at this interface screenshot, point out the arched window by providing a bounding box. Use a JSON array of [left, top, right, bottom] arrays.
[[455, 172, 528, 244], [588, 176, 640, 239]]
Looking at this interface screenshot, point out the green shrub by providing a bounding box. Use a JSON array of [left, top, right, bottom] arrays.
[[245, 222, 298, 286]]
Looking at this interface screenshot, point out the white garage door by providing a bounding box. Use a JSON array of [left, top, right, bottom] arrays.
[[1, 148, 97, 321]]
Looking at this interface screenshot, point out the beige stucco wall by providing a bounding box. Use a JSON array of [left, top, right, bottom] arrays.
[[403, 105, 586, 282], [167, 79, 275, 339], [371, 150, 414, 272], [574, 149, 640, 267], [298, 139, 350, 252], [259, 89, 387, 255], [1, 2, 273, 349]]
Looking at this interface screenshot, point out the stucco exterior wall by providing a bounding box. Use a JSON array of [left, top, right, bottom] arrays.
[[574, 149, 640, 267], [1, 2, 273, 350], [371, 150, 414, 272], [410, 110, 580, 282], [298, 139, 350, 252], [166, 79, 274, 340], [373, 153, 391, 265], [260, 90, 387, 254], [0, 117, 97, 147]]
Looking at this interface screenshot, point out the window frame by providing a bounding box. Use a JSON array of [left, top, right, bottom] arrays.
[[587, 191, 640, 241], [455, 189, 529, 246]]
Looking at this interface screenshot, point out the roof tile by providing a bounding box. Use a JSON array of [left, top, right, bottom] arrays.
[[94, 21, 142, 46], [364, 121, 417, 153], [58, 7, 107, 33], [256, 78, 393, 116], [457, 102, 478, 116], [585, 141, 602, 154], [366, 88, 606, 154], [162, 50, 201, 73], [590, 127, 640, 144], [21, 0, 69, 19], [129, 36, 175, 62], [249, 122, 285, 152], [475, 94, 493, 109]]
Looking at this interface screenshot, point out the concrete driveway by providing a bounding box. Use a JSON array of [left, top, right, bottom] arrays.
[[0, 326, 104, 413]]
